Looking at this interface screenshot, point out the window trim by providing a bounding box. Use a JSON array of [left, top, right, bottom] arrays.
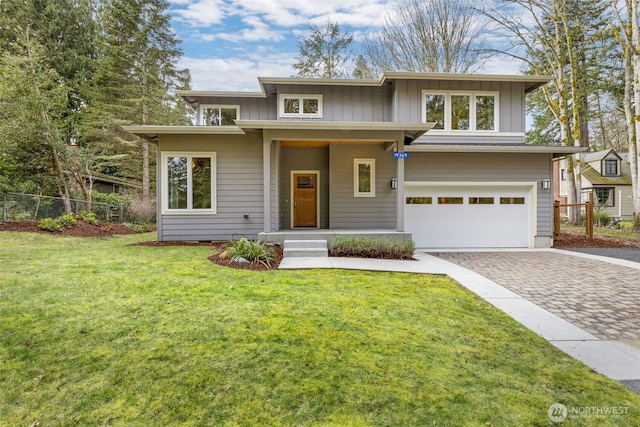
[[421, 90, 499, 132], [279, 94, 323, 118], [603, 159, 619, 177], [199, 104, 239, 126], [593, 187, 615, 207], [354, 158, 375, 197], [161, 152, 217, 215]]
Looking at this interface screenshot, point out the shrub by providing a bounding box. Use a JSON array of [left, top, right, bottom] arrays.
[[57, 213, 77, 227], [329, 236, 415, 260], [224, 238, 277, 267], [593, 211, 612, 227], [38, 217, 63, 232], [77, 211, 99, 226], [128, 222, 153, 233]]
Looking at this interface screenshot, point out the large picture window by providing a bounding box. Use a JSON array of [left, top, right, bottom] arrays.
[[354, 158, 375, 197], [279, 94, 322, 118], [200, 105, 238, 126], [163, 152, 216, 213], [422, 91, 498, 132]]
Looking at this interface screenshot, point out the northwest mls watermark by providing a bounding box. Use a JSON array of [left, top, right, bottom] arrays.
[[548, 403, 630, 423]]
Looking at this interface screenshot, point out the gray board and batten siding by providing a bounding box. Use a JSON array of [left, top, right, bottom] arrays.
[[274, 84, 392, 122], [157, 134, 267, 241], [195, 95, 277, 123], [405, 152, 554, 237], [329, 144, 398, 229]]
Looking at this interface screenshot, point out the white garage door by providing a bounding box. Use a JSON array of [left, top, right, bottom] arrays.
[[405, 183, 533, 248]]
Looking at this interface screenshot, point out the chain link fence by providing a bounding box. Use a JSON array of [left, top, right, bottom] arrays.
[[1, 193, 125, 223]]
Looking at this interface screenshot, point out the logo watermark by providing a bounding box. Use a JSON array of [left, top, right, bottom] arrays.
[[548, 403, 629, 423], [548, 403, 567, 422]]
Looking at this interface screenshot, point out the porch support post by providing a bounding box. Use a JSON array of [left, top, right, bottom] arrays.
[[396, 134, 405, 232], [263, 135, 271, 233]]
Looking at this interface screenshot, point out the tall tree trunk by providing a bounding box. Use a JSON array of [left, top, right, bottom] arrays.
[[26, 37, 72, 213], [142, 64, 150, 202], [631, 0, 640, 215]]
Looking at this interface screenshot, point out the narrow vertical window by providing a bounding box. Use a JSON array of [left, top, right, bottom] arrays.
[[424, 93, 445, 129], [451, 95, 470, 130], [191, 157, 212, 209], [167, 156, 188, 210], [475, 95, 495, 131], [354, 158, 375, 197]]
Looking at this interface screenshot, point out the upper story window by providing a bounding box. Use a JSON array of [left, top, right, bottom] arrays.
[[279, 94, 322, 118], [604, 159, 619, 176], [422, 91, 498, 131], [200, 105, 239, 126]]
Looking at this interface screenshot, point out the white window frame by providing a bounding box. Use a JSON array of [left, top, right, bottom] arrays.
[[421, 90, 499, 132], [199, 104, 239, 126], [162, 152, 217, 215], [354, 158, 375, 197], [279, 94, 323, 118]]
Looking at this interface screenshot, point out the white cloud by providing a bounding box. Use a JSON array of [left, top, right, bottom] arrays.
[[215, 15, 286, 42], [480, 55, 525, 75], [172, 0, 228, 27], [180, 53, 295, 91]]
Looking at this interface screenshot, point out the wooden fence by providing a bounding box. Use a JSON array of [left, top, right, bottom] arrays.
[[553, 192, 594, 239]]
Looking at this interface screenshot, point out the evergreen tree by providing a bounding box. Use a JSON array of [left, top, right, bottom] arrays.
[[88, 0, 191, 201], [292, 21, 354, 78], [0, 34, 75, 210]]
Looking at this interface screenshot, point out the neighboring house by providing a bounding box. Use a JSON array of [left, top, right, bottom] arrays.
[[124, 72, 582, 248], [555, 149, 634, 220], [70, 172, 142, 195], [90, 172, 142, 194]]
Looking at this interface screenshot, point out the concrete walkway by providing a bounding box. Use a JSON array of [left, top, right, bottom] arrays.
[[279, 250, 640, 392]]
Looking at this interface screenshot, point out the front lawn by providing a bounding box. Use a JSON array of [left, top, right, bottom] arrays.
[[1, 232, 638, 426]]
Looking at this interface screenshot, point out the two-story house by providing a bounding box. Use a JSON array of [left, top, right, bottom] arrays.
[[124, 72, 583, 248]]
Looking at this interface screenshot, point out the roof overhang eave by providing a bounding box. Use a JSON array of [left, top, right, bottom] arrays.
[[406, 144, 588, 157], [122, 125, 247, 143]]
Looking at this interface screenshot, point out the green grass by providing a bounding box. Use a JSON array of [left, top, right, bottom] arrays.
[[562, 222, 640, 241], [1, 232, 639, 426]]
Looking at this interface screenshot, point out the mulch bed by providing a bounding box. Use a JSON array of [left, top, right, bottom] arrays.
[[0, 220, 137, 237], [553, 230, 640, 249], [208, 243, 283, 271]]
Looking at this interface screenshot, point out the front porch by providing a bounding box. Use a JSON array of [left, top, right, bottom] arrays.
[[258, 229, 413, 245]]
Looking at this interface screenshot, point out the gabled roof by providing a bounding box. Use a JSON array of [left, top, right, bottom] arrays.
[[583, 148, 622, 163], [582, 162, 632, 186]]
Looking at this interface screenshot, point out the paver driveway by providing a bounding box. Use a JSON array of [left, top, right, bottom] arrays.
[[429, 251, 640, 345]]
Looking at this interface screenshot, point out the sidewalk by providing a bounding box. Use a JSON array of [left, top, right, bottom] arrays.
[[279, 250, 640, 392]]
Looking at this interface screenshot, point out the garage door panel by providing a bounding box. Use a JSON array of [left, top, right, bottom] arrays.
[[405, 184, 532, 248]]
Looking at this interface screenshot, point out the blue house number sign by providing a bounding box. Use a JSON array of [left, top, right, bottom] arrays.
[[393, 152, 409, 159]]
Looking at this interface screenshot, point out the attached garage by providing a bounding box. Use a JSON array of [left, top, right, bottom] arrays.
[[405, 182, 536, 248]]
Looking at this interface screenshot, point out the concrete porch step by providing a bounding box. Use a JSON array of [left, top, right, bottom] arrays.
[[283, 239, 328, 258]]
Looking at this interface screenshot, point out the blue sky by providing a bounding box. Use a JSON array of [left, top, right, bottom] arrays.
[[168, 0, 524, 91]]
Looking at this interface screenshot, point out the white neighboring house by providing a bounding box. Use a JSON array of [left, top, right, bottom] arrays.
[[557, 149, 634, 220]]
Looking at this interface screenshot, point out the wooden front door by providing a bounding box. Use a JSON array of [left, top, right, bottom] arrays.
[[293, 173, 318, 227]]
